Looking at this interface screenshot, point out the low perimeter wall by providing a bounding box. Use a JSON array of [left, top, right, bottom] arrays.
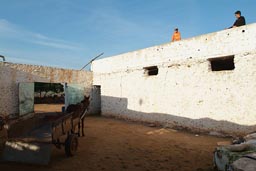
[[0, 62, 93, 117]]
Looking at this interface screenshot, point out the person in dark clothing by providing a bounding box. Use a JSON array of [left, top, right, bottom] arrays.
[[229, 11, 246, 28]]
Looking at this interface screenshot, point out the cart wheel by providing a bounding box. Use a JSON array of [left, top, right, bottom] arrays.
[[65, 134, 78, 157]]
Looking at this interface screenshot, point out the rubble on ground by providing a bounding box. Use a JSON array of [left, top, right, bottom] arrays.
[[214, 133, 256, 171]]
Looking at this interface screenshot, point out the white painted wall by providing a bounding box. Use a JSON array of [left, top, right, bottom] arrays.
[[92, 24, 256, 135]]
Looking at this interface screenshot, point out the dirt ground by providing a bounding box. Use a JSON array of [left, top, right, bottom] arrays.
[[34, 104, 64, 113], [0, 115, 229, 171]]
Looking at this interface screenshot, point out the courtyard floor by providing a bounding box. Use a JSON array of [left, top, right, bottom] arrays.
[[0, 115, 229, 171]]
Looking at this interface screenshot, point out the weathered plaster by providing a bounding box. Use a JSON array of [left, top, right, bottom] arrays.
[[92, 24, 256, 135], [0, 62, 93, 116]]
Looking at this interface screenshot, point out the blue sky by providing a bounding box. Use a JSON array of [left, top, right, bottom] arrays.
[[0, 0, 255, 69]]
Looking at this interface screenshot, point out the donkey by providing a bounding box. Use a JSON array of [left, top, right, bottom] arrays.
[[66, 96, 90, 136]]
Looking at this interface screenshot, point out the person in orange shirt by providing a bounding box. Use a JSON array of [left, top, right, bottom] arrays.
[[171, 28, 181, 42]]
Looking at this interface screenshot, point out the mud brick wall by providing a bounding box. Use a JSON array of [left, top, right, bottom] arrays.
[[0, 63, 93, 116]]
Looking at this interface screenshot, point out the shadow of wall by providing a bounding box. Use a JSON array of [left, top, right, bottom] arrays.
[[101, 96, 256, 136]]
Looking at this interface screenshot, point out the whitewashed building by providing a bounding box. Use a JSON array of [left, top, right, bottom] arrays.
[[92, 23, 256, 135]]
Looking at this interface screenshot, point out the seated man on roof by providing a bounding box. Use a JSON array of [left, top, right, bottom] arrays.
[[229, 10, 246, 28], [171, 28, 181, 42]]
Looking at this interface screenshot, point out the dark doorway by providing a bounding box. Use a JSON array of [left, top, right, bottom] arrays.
[[90, 85, 101, 115]]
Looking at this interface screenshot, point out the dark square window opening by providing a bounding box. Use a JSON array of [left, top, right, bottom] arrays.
[[208, 56, 235, 71], [144, 66, 158, 76]]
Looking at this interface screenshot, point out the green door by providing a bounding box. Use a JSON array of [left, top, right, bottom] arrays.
[[19, 83, 34, 116], [65, 84, 85, 107]]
